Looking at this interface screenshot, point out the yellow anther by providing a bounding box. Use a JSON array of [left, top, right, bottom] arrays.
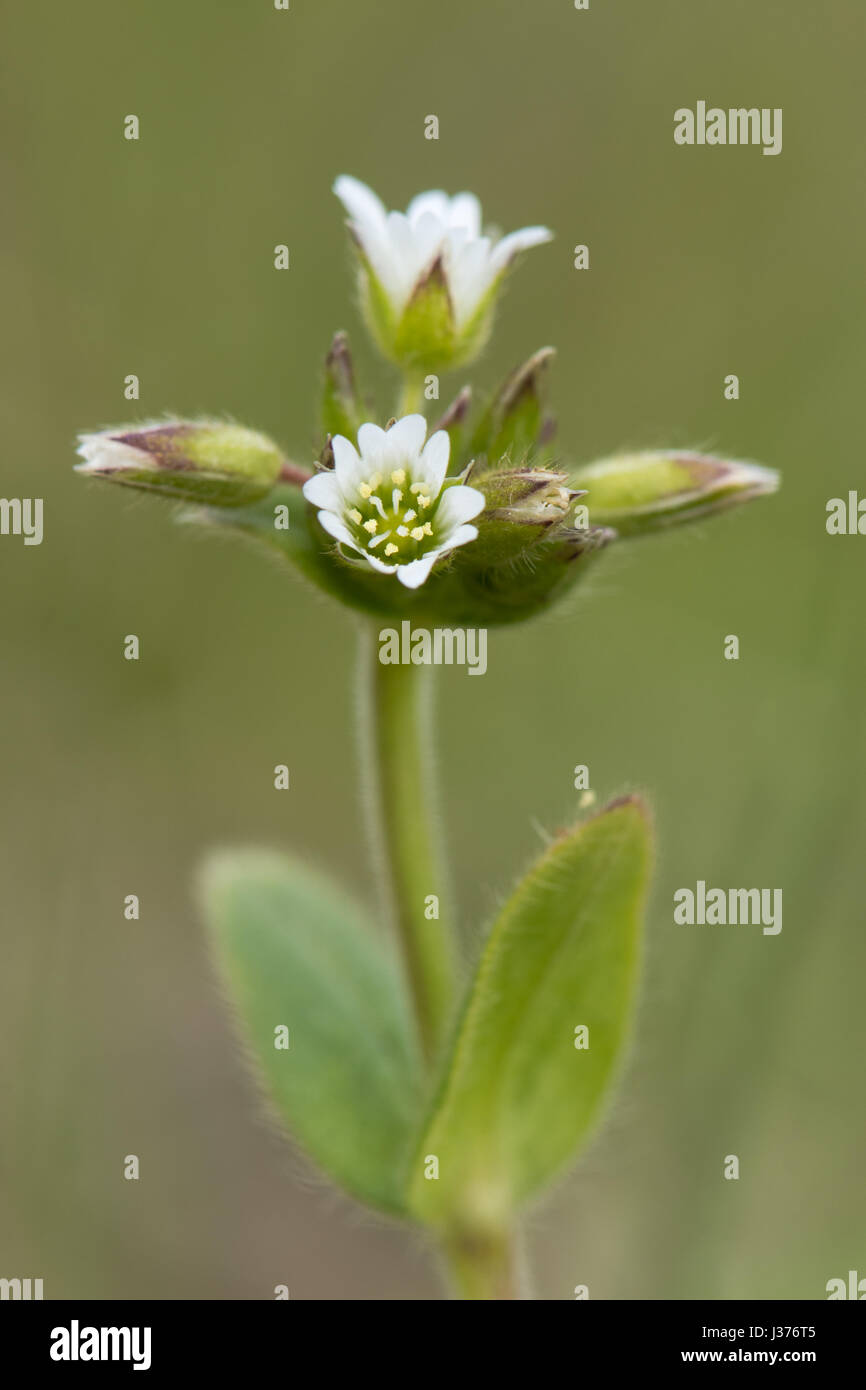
[[410, 525, 426, 541], [363, 518, 378, 534], [359, 484, 372, 499], [417, 494, 431, 509], [369, 472, 382, 489], [348, 508, 362, 524], [384, 543, 399, 556], [423, 522, 433, 536], [391, 469, 406, 485]]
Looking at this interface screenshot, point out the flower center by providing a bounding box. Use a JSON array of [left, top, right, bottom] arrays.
[[347, 469, 437, 561]]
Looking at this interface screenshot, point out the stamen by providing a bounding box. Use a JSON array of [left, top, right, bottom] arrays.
[[422, 522, 433, 536], [348, 508, 362, 524], [396, 525, 408, 537], [359, 484, 372, 499], [384, 543, 399, 556], [410, 525, 426, 541], [363, 518, 378, 534], [391, 469, 406, 485], [417, 494, 431, 509]]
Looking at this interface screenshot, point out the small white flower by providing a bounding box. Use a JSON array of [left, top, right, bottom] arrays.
[[334, 175, 552, 367], [303, 414, 484, 589]]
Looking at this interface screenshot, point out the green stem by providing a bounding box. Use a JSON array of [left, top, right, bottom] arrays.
[[359, 623, 456, 1061], [442, 1229, 526, 1301], [358, 624, 522, 1296], [398, 369, 425, 415]]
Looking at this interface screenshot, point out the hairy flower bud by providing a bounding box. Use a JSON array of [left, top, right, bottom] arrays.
[[76, 421, 286, 507], [461, 466, 582, 566], [571, 451, 779, 536]]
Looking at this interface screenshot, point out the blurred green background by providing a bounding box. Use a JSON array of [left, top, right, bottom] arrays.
[[2, 0, 864, 1299]]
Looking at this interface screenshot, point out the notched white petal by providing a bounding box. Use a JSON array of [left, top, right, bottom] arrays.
[[357, 422, 389, 461], [302, 471, 342, 511], [397, 554, 438, 589], [333, 175, 389, 235], [489, 225, 554, 277], [418, 429, 451, 493], [316, 509, 357, 549], [331, 434, 365, 493], [436, 483, 485, 529], [445, 522, 479, 551], [366, 552, 399, 576], [385, 413, 427, 460]]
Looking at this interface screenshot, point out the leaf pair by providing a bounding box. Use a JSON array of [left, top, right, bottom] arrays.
[[201, 797, 651, 1226]]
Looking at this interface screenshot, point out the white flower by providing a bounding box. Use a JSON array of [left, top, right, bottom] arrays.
[[303, 414, 485, 589], [334, 175, 553, 367]]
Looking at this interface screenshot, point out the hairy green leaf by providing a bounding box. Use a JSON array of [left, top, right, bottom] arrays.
[[408, 797, 651, 1232], [201, 850, 424, 1214]]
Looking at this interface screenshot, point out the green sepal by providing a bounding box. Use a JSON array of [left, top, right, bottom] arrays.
[[321, 331, 366, 440], [431, 387, 472, 467], [392, 256, 456, 370], [469, 347, 556, 469]]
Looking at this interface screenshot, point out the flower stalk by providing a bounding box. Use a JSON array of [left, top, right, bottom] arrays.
[[359, 623, 456, 1062]]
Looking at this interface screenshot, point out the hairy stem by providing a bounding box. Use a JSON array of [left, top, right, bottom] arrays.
[[358, 623, 456, 1060]]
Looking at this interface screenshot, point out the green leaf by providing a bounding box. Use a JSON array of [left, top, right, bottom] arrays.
[[407, 797, 651, 1233], [201, 850, 424, 1215]]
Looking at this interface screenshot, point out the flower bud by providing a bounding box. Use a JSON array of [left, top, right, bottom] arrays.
[[571, 451, 779, 536], [75, 421, 286, 507], [460, 466, 582, 566]]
